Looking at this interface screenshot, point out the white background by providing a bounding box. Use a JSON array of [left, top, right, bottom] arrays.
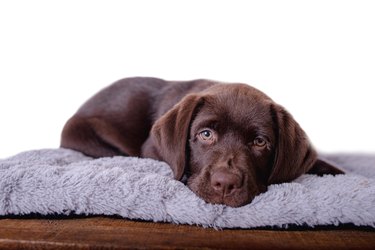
[[0, 0, 374, 159]]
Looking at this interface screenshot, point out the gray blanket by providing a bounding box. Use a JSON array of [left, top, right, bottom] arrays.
[[1, 149, 375, 228]]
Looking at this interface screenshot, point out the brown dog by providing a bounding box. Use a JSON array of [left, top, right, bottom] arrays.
[[61, 77, 343, 207]]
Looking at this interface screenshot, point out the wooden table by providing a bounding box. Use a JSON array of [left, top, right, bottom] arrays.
[[0, 217, 374, 249]]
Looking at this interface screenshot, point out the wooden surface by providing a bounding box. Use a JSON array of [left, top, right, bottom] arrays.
[[0, 217, 374, 249]]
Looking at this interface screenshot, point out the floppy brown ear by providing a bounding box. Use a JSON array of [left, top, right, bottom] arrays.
[[268, 104, 317, 184], [149, 94, 203, 180], [308, 159, 345, 176]]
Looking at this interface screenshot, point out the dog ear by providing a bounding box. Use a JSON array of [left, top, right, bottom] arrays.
[[268, 104, 318, 184], [308, 158, 345, 176], [149, 94, 203, 180]]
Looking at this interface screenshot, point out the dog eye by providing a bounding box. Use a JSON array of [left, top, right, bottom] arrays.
[[198, 129, 214, 141], [253, 136, 267, 147]]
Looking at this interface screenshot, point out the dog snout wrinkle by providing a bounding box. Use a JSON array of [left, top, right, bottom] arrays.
[[227, 157, 234, 168]]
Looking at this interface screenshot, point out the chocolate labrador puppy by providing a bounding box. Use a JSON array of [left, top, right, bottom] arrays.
[[61, 77, 343, 207]]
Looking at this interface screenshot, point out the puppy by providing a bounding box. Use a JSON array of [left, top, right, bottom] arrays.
[[61, 77, 343, 207]]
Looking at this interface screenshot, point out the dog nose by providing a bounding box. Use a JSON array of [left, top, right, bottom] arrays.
[[211, 170, 242, 196]]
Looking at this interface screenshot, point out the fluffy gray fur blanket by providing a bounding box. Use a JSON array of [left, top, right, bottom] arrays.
[[1, 149, 375, 229]]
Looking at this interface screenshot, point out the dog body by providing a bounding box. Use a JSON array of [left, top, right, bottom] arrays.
[[61, 77, 343, 207]]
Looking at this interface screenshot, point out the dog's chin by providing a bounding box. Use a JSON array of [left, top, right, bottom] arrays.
[[187, 178, 260, 208], [199, 190, 255, 208]]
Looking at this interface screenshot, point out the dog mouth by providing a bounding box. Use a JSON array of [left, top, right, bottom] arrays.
[[195, 188, 256, 207], [187, 175, 260, 208]]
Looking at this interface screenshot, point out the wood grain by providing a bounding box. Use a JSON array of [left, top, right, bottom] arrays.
[[0, 217, 374, 249]]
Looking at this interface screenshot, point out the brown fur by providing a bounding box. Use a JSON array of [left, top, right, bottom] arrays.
[[61, 77, 344, 207]]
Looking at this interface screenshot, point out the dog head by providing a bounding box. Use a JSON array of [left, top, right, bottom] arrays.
[[150, 83, 332, 207]]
